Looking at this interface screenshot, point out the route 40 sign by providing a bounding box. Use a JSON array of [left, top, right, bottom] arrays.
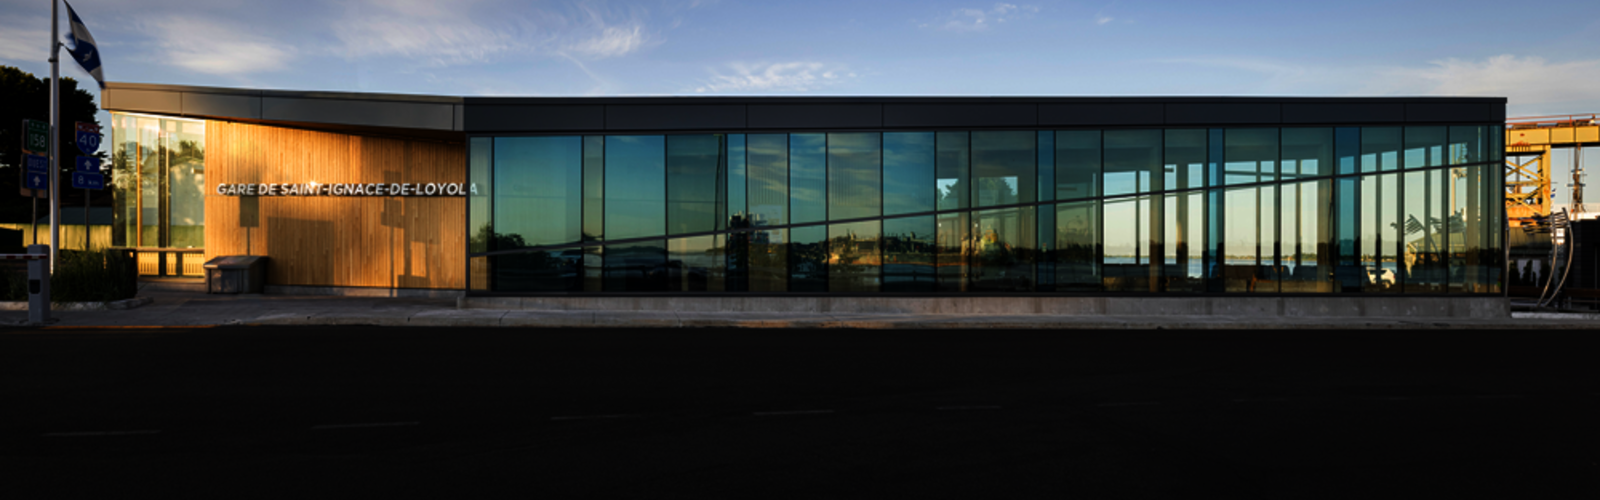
[[75, 122, 101, 156]]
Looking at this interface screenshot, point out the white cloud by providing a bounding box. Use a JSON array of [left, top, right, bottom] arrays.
[[1096, 16, 1113, 25], [141, 16, 295, 76], [563, 25, 646, 59], [330, 0, 654, 66], [0, 17, 49, 63], [695, 62, 857, 93], [923, 3, 1038, 33]]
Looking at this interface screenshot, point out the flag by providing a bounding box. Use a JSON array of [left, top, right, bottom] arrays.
[[64, 1, 103, 89]]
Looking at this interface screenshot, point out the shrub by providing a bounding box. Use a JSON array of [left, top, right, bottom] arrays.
[[0, 249, 137, 302]]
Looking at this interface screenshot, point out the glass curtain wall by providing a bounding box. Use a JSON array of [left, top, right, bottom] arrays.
[[110, 112, 205, 250], [469, 125, 1502, 296]]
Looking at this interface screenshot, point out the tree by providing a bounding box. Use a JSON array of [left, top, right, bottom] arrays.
[[0, 65, 104, 224]]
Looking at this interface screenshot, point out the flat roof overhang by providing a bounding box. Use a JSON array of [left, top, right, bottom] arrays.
[[102, 82, 1507, 137]]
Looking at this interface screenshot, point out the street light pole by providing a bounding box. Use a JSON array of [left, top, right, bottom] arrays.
[[48, 0, 60, 271]]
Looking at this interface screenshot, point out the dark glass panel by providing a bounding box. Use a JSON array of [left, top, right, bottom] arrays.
[[971, 206, 1036, 292], [1491, 125, 1504, 162], [1103, 196, 1157, 292], [883, 216, 937, 292], [1403, 169, 1446, 292], [748, 228, 787, 292], [1280, 180, 1335, 292], [1361, 173, 1401, 292], [827, 133, 882, 220], [972, 131, 1036, 207], [1336, 177, 1362, 292], [1361, 127, 1401, 173], [494, 248, 581, 292], [667, 134, 724, 236], [1336, 127, 1360, 176], [1056, 130, 1100, 200], [1449, 165, 1488, 293], [495, 136, 582, 248], [936, 211, 969, 292], [828, 220, 881, 292], [583, 136, 603, 242], [727, 134, 747, 229], [1486, 156, 1504, 292], [725, 230, 749, 292], [667, 235, 724, 292], [1281, 127, 1333, 179], [1036, 200, 1056, 290], [936, 132, 970, 210], [1224, 128, 1278, 185], [1448, 126, 1485, 165], [1207, 129, 1225, 189], [883, 132, 935, 216], [583, 246, 602, 292], [603, 239, 667, 292], [468, 137, 493, 254], [789, 225, 827, 292], [1404, 126, 1447, 170], [790, 134, 827, 224], [1164, 191, 1204, 292], [1054, 201, 1101, 291], [1104, 129, 1162, 195], [747, 134, 788, 228], [604, 135, 666, 241], [1038, 131, 1055, 202], [1164, 129, 1206, 192], [1222, 185, 1276, 293], [1205, 188, 1224, 292]]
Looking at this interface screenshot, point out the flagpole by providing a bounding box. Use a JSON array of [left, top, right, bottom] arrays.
[[49, 0, 60, 272]]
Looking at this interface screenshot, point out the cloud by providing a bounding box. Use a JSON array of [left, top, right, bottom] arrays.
[[0, 16, 49, 63], [922, 3, 1038, 33], [330, 0, 654, 66], [1094, 1, 1119, 26], [694, 62, 857, 93], [563, 25, 646, 59], [141, 16, 295, 76]]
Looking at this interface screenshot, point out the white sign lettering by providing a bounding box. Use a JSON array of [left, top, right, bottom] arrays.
[[214, 182, 476, 197]]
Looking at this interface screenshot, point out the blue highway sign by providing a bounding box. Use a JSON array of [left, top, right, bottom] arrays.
[[75, 122, 101, 156], [72, 172, 104, 190], [25, 171, 48, 190], [24, 153, 48, 172], [76, 156, 100, 172]]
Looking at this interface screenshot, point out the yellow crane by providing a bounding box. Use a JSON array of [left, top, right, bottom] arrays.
[[1505, 114, 1599, 224]]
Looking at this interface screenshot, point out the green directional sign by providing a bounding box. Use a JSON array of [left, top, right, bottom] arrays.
[[23, 119, 48, 155]]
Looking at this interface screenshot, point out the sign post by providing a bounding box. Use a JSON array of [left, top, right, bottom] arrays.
[[75, 122, 102, 251], [21, 119, 48, 245]]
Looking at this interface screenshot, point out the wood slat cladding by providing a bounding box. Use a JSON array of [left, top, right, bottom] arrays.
[[204, 121, 465, 290]]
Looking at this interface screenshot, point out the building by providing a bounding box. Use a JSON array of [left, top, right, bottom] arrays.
[[102, 82, 1507, 316]]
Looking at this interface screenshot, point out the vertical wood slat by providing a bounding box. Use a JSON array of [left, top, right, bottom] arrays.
[[203, 121, 465, 290]]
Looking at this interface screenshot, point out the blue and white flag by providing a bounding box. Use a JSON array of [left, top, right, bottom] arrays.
[[64, 1, 103, 89]]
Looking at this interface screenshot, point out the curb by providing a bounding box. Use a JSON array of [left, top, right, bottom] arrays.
[[0, 296, 153, 311]]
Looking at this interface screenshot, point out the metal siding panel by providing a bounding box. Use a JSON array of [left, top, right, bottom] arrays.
[[182, 92, 261, 120], [1165, 103, 1281, 125], [1038, 103, 1165, 126], [605, 104, 747, 131], [1406, 102, 1505, 123], [882, 103, 1037, 128], [464, 104, 606, 132], [261, 97, 456, 130], [747, 104, 882, 129], [1282, 103, 1405, 124], [104, 88, 182, 114]]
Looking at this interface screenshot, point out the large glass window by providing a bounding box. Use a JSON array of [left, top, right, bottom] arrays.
[[828, 220, 881, 292], [971, 206, 1035, 291], [1104, 130, 1162, 195], [883, 216, 936, 292], [828, 133, 882, 220], [1281, 128, 1332, 180], [667, 134, 724, 236], [1448, 126, 1485, 165], [1221, 185, 1276, 293], [972, 131, 1036, 207], [111, 113, 205, 250], [668, 235, 724, 292], [747, 134, 788, 228], [1224, 129, 1278, 185], [1164, 191, 1204, 292], [1056, 131, 1100, 200], [605, 136, 665, 241], [789, 225, 827, 292], [936, 132, 970, 211], [790, 134, 826, 224], [1404, 126, 1446, 170], [883, 133, 935, 216], [1362, 127, 1401, 173], [1361, 173, 1401, 292], [1104, 196, 1157, 292], [1164, 129, 1206, 192], [749, 228, 787, 292], [1280, 180, 1333, 292], [468, 137, 493, 254], [583, 136, 603, 242], [936, 211, 969, 292], [1404, 168, 1446, 292], [727, 134, 747, 229], [1054, 201, 1100, 291], [496, 248, 581, 292], [604, 239, 667, 291], [496, 136, 583, 248]]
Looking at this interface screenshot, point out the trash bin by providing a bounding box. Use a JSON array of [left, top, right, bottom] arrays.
[[204, 255, 267, 294]]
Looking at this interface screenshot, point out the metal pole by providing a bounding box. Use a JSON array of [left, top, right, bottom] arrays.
[[84, 188, 89, 250], [48, 0, 60, 272]]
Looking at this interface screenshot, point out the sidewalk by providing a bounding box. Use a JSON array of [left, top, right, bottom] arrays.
[[2, 287, 1598, 329]]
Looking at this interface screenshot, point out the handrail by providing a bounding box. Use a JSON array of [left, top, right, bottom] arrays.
[[1506, 113, 1599, 127], [109, 246, 205, 252]]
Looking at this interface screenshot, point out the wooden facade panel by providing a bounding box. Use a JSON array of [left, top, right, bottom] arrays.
[[204, 121, 465, 290]]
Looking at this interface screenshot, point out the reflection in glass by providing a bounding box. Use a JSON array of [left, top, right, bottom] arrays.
[[747, 134, 788, 228], [1448, 126, 1485, 165], [1057, 131, 1100, 200], [883, 216, 936, 292], [470, 256, 489, 291], [468, 138, 493, 254], [883, 133, 935, 216], [972, 131, 1035, 207], [495, 248, 581, 292], [936, 211, 969, 292], [1281, 128, 1332, 179], [605, 136, 666, 241], [1404, 126, 1446, 170], [1224, 128, 1278, 185], [1165, 191, 1204, 292], [583, 136, 603, 242], [603, 239, 667, 292], [1055, 201, 1101, 291], [668, 135, 725, 235], [166, 120, 205, 248], [936, 132, 970, 211], [971, 207, 1035, 292], [1279, 180, 1333, 292], [1164, 129, 1206, 192], [1103, 196, 1155, 292], [1449, 166, 1486, 292], [789, 225, 827, 292], [496, 136, 582, 248], [583, 246, 603, 292], [828, 133, 882, 220], [668, 235, 724, 292], [1336, 177, 1362, 292], [1362, 127, 1401, 173], [727, 134, 747, 229], [1336, 127, 1359, 176], [1221, 185, 1276, 293], [790, 134, 826, 224], [1361, 173, 1401, 292], [829, 220, 881, 292], [1404, 169, 1445, 292], [1038, 131, 1055, 202], [725, 230, 749, 292], [749, 228, 787, 292], [1104, 129, 1162, 196]]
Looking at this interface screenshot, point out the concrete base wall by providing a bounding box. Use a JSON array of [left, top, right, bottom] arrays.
[[459, 296, 1509, 318], [265, 285, 465, 299]]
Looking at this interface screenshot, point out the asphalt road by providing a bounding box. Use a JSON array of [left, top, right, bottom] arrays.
[[1, 326, 1596, 498]]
